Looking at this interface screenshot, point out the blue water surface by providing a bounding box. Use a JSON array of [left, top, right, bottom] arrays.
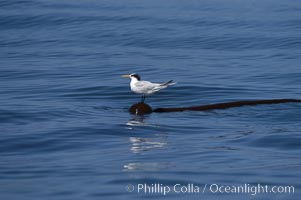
[[1, 0, 301, 199]]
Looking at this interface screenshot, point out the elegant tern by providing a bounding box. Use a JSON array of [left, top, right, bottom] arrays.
[[122, 73, 176, 103]]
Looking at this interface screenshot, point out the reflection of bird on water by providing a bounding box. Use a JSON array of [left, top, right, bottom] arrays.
[[128, 137, 166, 154], [122, 73, 176, 103]]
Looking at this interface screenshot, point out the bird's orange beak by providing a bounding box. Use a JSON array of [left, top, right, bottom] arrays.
[[122, 75, 130, 78]]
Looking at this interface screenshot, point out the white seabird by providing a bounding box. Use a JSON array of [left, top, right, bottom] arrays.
[[122, 73, 176, 102]]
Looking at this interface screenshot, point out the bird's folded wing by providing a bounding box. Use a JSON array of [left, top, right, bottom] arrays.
[[135, 81, 155, 88], [135, 81, 160, 93]]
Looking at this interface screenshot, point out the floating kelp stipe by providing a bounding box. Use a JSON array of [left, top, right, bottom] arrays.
[[128, 99, 301, 115]]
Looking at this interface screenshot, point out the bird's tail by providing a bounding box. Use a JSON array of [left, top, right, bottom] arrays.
[[161, 80, 176, 86]]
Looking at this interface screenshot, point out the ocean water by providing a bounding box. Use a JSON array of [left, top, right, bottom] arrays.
[[1, 0, 301, 199]]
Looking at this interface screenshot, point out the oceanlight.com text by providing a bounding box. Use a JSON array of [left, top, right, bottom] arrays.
[[126, 183, 295, 196]]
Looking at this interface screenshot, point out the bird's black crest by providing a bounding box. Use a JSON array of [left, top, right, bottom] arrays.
[[131, 73, 141, 80]]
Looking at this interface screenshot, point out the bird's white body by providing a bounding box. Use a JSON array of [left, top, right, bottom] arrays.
[[130, 78, 172, 95], [122, 73, 175, 102]]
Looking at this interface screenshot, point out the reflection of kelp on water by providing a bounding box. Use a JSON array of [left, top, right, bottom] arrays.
[[129, 99, 301, 114]]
